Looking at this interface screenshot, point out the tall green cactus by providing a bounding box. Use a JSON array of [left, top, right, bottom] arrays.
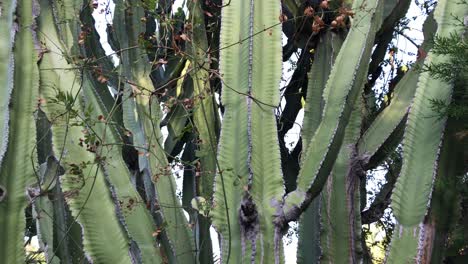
[[0, 0, 39, 262], [37, 1, 138, 262], [297, 31, 344, 264], [112, 1, 196, 262], [0, 0, 466, 263], [387, 0, 466, 261], [211, 0, 284, 262], [282, 0, 383, 221]]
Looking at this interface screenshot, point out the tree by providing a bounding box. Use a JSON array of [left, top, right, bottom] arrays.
[[0, 0, 466, 263]]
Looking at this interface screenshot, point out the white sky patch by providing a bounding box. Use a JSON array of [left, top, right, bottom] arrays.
[[92, 0, 119, 66], [173, 0, 189, 16], [280, 34, 303, 152]]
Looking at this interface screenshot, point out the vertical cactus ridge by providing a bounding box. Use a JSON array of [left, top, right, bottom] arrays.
[[212, 0, 284, 262], [249, 0, 284, 262], [212, 0, 251, 262], [51, 0, 81, 53], [302, 31, 344, 157], [390, 0, 466, 227], [387, 0, 466, 261], [296, 196, 322, 264], [285, 0, 383, 215], [33, 157, 63, 264], [33, 192, 61, 264], [0, 0, 17, 169], [78, 4, 124, 136], [297, 31, 344, 264], [188, 0, 219, 209], [186, 2, 220, 262], [386, 224, 420, 262], [36, 1, 134, 262], [82, 77, 163, 263], [112, 1, 195, 262], [426, 116, 466, 263], [358, 14, 437, 165], [0, 1, 39, 262], [320, 98, 362, 263], [34, 156, 87, 264]]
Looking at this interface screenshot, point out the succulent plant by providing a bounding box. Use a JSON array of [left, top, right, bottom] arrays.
[[0, 0, 466, 263]]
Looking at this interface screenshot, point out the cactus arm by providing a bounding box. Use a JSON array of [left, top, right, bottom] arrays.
[[51, 0, 81, 53], [35, 112, 83, 263], [249, 0, 285, 262], [358, 14, 437, 168], [301, 32, 344, 154], [296, 197, 322, 264], [212, 0, 284, 262], [319, 98, 363, 263], [0, 1, 39, 262], [297, 30, 345, 264], [33, 157, 63, 264], [81, 76, 163, 263], [211, 0, 251, 262], [0, 0, 17, 168], [387, 0, 466, 261], [186, 2, 222, 263], [422, 117, 465, 263], [188, 0, 220, 208], [112, 1, 195, 262], [52, 170, 86, 263], [36, 1, 134, 262], [33, 192, 60, 264], [358, 69, 417, 162], [390, 0, 465, 227], [78, 4, 123, 127], [284, 0, 383, 218]]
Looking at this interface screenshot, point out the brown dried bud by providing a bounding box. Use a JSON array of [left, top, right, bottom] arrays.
[[180, 33, 190, 42], [320, 1, 329, 9], [183, 98, 193, 109], [184, 23, 193, 31], [304, 7, 315, 17], [314, 16, 325, 26], [279, 14, 288, 23], [97, 75, 108, 84], [336, 15, 345, 24], [312, 23, 321, 33]]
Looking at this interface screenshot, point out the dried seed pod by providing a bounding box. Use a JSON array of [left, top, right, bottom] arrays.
[[304, 6, 315, 17], [313, 15, 325, 26], [320, 0, 329, 9], [336, 15, 345, 24], [312, 23, 321, 33], [279, 14, 288, 23]]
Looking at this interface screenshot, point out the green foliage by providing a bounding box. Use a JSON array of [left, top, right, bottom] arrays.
[[423, 32, 468, 121], [423, 33, 468, 82]]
